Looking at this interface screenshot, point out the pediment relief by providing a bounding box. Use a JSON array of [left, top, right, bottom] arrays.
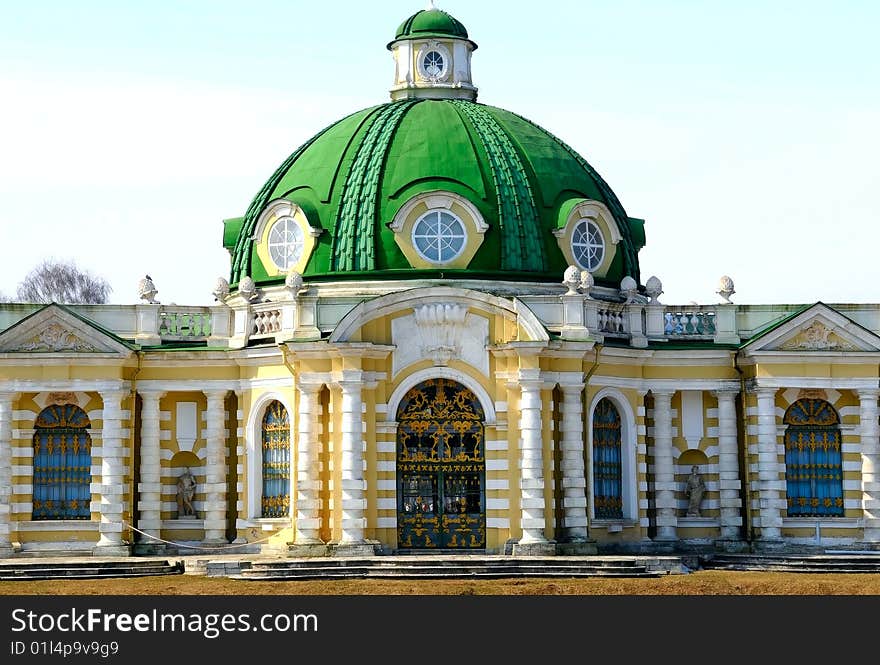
[[745, 303, 880, 354], [0, 305, 132, 355], [778, 321, 859, 352]]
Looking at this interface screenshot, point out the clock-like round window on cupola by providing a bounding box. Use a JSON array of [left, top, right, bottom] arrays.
[[423, 50, 445, 79], [267, 217, 305, 271]]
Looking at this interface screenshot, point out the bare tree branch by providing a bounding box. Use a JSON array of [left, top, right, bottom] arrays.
[[16, 259, 112, 304]]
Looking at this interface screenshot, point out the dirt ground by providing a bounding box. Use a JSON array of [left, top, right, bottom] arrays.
[[2, 570, 880, 595]]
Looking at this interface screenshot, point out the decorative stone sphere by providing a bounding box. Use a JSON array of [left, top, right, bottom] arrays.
[[717, 275, 735, 304], [562, 265, 581, 295], [212, 277, 230, 303], [285, 271, 304, 296], [645, 276, 663, 304], [238, 276, 258, 302], [620, 275, 638, 303], [579, 270, 594, 296]]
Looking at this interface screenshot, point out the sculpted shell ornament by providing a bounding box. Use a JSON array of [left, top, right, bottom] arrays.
[[16, 324, 100, 353]]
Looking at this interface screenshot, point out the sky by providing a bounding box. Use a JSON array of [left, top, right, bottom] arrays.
[[1, 0, 878, 306]]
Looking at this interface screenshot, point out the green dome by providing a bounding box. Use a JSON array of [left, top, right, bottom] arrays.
[[392, 8, 470, 44], [227, 100, 643, 287]]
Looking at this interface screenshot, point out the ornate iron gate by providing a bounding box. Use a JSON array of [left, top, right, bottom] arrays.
[[397, 379, 486, 549]]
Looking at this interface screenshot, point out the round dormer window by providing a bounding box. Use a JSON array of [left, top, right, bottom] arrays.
[[411, 210, 467, 263], [571, 219, 605, 271], [267, 217, 305, 271]]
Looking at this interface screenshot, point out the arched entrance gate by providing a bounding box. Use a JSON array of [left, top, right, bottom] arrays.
[[396, 379, 486, 549]]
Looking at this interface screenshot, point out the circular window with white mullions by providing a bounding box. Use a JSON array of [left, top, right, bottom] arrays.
[[412, 210, 467, 263], [423, 50, 445, 78], [267, 217, 305, 271], [571, 219, 605, 271]]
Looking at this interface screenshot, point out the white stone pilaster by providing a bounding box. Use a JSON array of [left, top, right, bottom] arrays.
[[295, 382, 323, 544], [713, 389, 742, 541], [137, 391, 164, 545], [518, 372, 548, 545], [755, 387, 782, 540], [337, 374, 365, 544], [559, 383, 588, 542], [859, 389, 880, 541], [652, 390, 677, 541], [203, 390, 228, 544], [0, 392, 17, 556], [94, 390, 129, 554]]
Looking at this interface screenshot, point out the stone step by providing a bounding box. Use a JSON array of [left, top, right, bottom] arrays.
[[0, 569, 182, 581], [236, 569, 662, 580], [244, 565, 652, 576], [0, 560, 183, 581], [250, 558, 644, 570]]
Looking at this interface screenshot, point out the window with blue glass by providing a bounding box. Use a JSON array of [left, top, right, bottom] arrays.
[[593, 398, 623, 519], [32, 404, 92, 520], [261, 401, 290, 517], [784, 398, 844, 517]]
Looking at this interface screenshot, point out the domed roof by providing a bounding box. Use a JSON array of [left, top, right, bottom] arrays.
[[226, 99, 643, 288], [393, 8, 471, 44]]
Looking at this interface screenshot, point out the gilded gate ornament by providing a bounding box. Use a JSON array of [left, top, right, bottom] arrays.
[[397, 379, 486, 549]]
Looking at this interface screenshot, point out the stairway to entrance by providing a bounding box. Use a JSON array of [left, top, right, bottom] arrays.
[[231, 556, 674, 580], [704, 554, 880, 573], [0, 559, 184, 581]]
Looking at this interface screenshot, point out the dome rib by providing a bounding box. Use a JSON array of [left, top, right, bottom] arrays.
[[331, 100, 418, 272], [229, 118, 346, 285], [451, 101, 545, 272], [507, 111, 642, 284]]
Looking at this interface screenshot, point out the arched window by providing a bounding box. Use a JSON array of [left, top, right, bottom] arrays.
[[32, 404, 91, 520], [784, 398, 843, 517], [593, 398, 623, 519], [261, 401, 290, 517]]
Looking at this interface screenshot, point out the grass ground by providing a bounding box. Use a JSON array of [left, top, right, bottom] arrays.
[[2, 570, 880, 595]]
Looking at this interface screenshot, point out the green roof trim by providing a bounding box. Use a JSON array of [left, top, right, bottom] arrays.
[[451, 101, 545, 271], [738, 303, 814, 347], [222, 217, 244, 251], [331, 100, 416, 271]]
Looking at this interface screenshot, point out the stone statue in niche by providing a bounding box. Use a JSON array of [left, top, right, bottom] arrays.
[[684, 465, 706, 517], [176, 467, 198, 519]]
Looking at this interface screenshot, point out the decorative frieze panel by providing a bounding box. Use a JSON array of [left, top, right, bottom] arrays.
[[391, 303, 489, 376]]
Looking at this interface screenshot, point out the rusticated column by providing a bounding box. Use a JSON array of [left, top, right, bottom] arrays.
[[651, 390, 677, 542], [859, 389, 880, 542], [94, 390, 129, 555], [294, 382, 323, 545], [559, 383, 588, 542], [0, 392, 16, 557], [136, 390, 164, 548], [713, 389, 743, 541], [203, 390, 229, 544]]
